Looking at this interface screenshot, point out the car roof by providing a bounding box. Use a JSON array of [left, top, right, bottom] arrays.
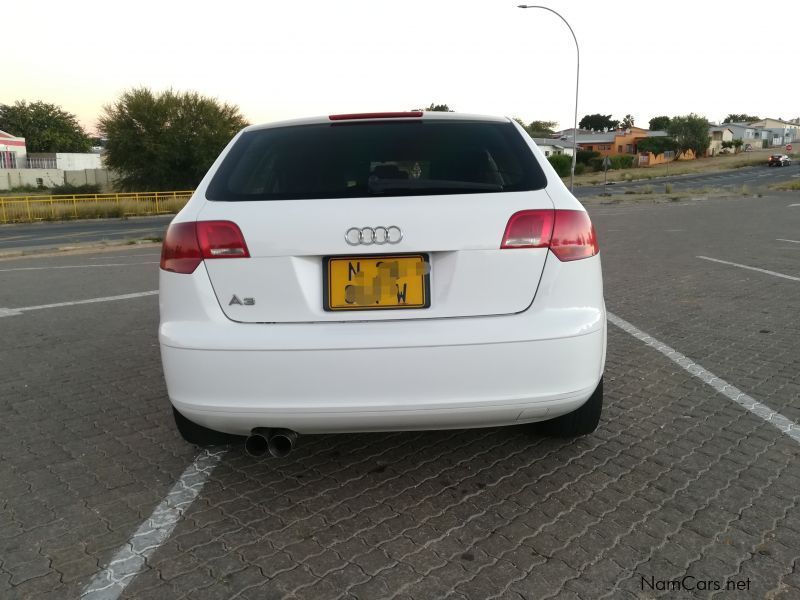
[[243, 112, 511, 133]]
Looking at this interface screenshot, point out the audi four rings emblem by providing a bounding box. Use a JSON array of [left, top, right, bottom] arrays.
[[345, 226, 403, 246]]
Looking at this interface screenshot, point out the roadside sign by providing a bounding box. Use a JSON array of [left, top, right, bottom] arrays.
[[787, 144, 793, 152], [601, 156, 612, 170]]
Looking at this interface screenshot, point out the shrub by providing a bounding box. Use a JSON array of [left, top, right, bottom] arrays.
[[50, 183, 102, 195], [610, 155, 635, 169], [588, 155, 635, 171], [576, 150, 600, 165], [547, 154, 572, 177], [574, 163, 586, 175], [9, 184, 44, 193]]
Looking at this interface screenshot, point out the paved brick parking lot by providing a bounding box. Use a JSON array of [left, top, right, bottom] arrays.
[[1, 187, 799, 599]]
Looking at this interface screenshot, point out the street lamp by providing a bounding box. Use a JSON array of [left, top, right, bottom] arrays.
[[517, 4, 579, 191]]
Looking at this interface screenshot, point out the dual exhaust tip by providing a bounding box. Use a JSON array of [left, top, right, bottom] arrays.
[[245, 428, 297, 458]]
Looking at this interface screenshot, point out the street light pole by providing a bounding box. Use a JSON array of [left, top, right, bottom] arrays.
[[517, 4, 579, 192]]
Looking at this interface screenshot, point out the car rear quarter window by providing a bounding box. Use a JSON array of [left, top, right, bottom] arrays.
[[206, 120, 547, 201]]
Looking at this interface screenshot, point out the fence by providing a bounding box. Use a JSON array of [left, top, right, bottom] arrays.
[[0, 191, 193, 224], [26, 157, 58, 169]]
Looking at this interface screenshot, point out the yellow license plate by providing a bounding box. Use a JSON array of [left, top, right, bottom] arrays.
[[325, 254, 430, 311]]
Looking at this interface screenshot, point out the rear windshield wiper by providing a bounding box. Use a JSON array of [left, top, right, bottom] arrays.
[[367, 178, 503, 194]]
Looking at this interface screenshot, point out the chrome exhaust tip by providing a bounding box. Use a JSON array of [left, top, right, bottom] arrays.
[[267, 429, 297, 458], [244, 429, 269, 457]]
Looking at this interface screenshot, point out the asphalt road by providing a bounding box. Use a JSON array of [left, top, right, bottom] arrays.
[[1, 190, 799, 598], [0, 216, 173, 253], [1, 164, 797, 254]]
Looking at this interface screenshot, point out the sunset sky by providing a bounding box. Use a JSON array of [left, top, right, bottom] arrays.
[[4, 0, 799, 134]]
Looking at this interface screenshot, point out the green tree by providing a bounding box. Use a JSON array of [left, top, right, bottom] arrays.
[[722, 113, 760, 124], [513, 118, 558, 138], [636, 136, 679, 157], [621, 114, 635, 128], [732, 139, 744, 152], [648, 115, 671, 131], [0, 100, 91, 152], [525, 120, 557, 137], [99, 88, 248, 191], [578, 113, 618, 131], [667, 114, 711, 158], [424, 103, 453, 112]]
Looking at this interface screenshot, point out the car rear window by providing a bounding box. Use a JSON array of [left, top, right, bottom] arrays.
[[206, 120, 547, 201]]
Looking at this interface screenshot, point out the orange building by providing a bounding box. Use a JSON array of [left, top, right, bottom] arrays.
[[573, 127, 695, 166], [574, 127, 652, 157]]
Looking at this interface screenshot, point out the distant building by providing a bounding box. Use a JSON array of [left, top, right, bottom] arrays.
[[708, 127, 734, 156], [550, 127, 593, 140], [0, 130, 27, 169], [571, 127, 656, 157], [725, 118, 796, 149], [723, 123, 760, 147], [749, 118, 799, 142], [529, 138, 573, 157]]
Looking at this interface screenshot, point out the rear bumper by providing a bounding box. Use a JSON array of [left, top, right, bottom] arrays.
[[164, 329, 604, 434], [159, 254, 606, 434]]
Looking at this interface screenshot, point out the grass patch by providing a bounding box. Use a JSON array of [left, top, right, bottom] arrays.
[[570, 148, 775, 187], [770, 180, 800, 191]]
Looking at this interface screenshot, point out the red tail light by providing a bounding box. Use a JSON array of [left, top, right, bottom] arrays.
[[501, 209, 598, 261], [549, 210, 599, 261], [196, 221, 250, 258], [161, 221, 249, 274], [160, 222, 202, 274], [500, 210, 555, 249]]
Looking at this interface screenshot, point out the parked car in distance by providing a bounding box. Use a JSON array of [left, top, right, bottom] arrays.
[[159, 111, 607, 458], [768, 154, 792, 167]]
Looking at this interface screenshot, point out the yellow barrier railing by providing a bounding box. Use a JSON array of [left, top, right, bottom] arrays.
[[0, 191, 194, 224]]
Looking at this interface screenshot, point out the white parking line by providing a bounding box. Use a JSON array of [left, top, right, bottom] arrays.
[[0, 262, 157, 272], [81, 450, 224, 600], [608, 312, 800, 445], [697, 256, 800, 282], [0, 290, 158, 317], [777, 239, 800, 244]]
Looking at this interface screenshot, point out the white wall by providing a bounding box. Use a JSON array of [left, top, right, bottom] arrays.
[[0, 168, 117, 192], [0, 169, 65, 191], [64, 169, 117, 191], [56, 153, 103, 170]]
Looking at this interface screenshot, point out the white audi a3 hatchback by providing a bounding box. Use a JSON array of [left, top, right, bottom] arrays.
[[159, 111, 606, 457]]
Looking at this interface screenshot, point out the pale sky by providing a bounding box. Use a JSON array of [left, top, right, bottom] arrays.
[[3, 0, 799, 134]]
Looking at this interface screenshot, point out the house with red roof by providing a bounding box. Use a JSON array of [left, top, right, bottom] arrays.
[[0, 130, 27, 169]]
